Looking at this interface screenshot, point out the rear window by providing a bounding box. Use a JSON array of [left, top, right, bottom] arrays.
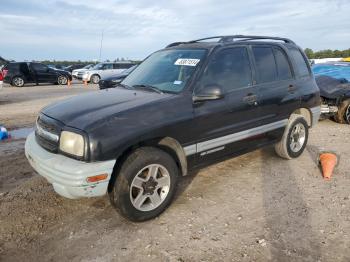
[[252, 47, 277, 83], [289, 48, 310, 77]]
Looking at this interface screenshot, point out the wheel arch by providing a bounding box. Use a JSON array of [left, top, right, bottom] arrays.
[[292, 108, 312, 127], [107, 136, 188, 193]]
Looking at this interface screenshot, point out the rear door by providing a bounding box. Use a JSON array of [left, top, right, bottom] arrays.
[[251, 45, 297, 127], [192, 46, 262, 164]]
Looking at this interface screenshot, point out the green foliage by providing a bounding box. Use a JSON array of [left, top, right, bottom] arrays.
[[304, 48, 350, 59]]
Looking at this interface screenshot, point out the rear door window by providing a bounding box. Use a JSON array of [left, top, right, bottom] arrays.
[[201, 47, 252, 93], [289, 48, 310, 77], [252, 46, 277, 83], [273, 48, 292, 80]]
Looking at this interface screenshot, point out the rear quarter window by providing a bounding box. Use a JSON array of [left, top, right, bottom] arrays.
[[252, 46, 278, 83], [289, 48, 310, 77], [273, 48, 292, 80]]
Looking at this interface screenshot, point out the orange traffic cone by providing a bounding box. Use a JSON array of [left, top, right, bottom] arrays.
[[67, 79, 71, 87], [319, 152, 337, 180], [84, 80, 88, 86]]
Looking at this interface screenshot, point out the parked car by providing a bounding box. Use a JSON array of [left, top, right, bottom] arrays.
[[72, 64, 94, 80], [25, 35, 320, 221], [82, 62, 136, 84], [64, 64, 86, 72], [2, 62, 72, 87], [99, 65, 137, 89]]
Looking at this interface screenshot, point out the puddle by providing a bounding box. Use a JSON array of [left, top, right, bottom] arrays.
[[8, 127, 34, 140]]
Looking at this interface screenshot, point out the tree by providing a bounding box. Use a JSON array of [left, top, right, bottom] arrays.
[[304, 48, 314, 59]]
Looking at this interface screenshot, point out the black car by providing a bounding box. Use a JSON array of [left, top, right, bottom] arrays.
[[25, 35, 320, 221], [2, 62, 72, 87], [98, 65, 137, 89]]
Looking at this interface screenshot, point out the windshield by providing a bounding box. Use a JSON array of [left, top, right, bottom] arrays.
[[122, 49, 206, 93], [83, 64, 93, 69], [123, 65, 137, 74], [92, 63, 104, 70]]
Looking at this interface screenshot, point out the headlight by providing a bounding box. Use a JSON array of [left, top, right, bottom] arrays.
[[59, 131, 85, 157]]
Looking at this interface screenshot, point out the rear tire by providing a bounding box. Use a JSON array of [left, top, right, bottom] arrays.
[[334, 99, 350, 124], [109, 147, 179, 222], [12, 76, 24, 87], [275, 114, 309, 159]]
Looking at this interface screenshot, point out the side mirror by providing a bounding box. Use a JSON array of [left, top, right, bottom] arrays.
[[193, 84, 224, 102]]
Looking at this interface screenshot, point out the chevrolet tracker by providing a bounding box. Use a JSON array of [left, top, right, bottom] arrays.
[[25, 35, 321, 221]]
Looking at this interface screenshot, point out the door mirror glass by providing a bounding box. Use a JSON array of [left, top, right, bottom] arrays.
[[193, 84, 224, 102]]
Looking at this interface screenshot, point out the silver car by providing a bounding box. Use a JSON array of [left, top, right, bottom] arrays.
[[72, 64, 94, 80], [82, 62, 136, 84]]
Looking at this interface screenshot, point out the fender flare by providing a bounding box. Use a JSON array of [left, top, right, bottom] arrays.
[[157, 137, 188, 176]]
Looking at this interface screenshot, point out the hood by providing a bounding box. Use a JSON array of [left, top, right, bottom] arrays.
[[53, 68, 70, 74], [41, 87, 173, 131], [73, 68, 88, 73]]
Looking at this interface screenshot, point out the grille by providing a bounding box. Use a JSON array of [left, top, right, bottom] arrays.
[[35, 115, 61, 153]]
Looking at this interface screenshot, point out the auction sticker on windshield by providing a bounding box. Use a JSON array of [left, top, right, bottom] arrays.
[[174, 58, 200, 67]]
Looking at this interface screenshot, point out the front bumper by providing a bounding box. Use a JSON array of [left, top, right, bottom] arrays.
[[25, 132, 116, 199], [82, 74, 90, 81]]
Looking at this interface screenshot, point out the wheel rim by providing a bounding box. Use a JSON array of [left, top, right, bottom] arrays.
[[92, 75, 99, 83], [14, 77, 24, 86], [289, 123, 306, 153], [345, 104, 350, 124], [130, 164, 171, 212], [58, 76, 67, 85]]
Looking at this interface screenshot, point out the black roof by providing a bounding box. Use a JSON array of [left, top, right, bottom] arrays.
[[166, 35, 296, 49]]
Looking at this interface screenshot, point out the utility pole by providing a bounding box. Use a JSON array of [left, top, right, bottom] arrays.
[[99, 29, 104, 62]]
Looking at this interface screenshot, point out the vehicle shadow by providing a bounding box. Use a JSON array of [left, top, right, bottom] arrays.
[[260, 147, 321, 261]]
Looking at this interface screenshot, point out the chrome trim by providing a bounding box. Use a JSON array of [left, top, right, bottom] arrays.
[[183, 144, 197, 156], [36, 121, 59, 142], [184, 119, 288, 156], [310, 106, 321, 127]]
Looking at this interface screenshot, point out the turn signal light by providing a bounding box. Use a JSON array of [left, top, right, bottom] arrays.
[[86, 174, 108, 183]]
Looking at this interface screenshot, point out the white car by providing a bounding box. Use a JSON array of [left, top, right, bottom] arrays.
[[72, 64, 94, 80], [82, 62, 136, 84]]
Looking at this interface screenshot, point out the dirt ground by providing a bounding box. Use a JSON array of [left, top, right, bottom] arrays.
[[0, 84, 349, 262]]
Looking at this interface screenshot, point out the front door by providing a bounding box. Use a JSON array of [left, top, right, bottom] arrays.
[[192, 46, 261, 164], [31, 63, 55, 83]]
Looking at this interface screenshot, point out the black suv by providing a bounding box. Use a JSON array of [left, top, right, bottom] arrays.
[[2, 62, 72, 87], [25, 35, 321, 221]]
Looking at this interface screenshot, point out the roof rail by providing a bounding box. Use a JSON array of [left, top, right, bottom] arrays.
[[166, 35, 295, 47]]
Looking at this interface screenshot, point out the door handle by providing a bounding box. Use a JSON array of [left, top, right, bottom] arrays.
[[288, 84, 297, 92], [243, 94, 258, 105]]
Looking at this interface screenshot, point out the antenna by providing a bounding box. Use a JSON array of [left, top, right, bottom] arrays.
[[99, 30, 104, 62]]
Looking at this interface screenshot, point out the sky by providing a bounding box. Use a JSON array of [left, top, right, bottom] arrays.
[[0, 0, 349, 61]]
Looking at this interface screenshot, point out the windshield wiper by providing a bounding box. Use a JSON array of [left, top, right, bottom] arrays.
[[133, 84, 163, 94], [118, 83, 134, 90]]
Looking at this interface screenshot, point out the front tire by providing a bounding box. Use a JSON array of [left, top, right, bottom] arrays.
[[335, 99, 350, 124], [57, 75, 68, 85], [109, 147, 179, 222], [91, 74, 100, 84], [12, 76, 24, 87], [275, 114, 309, 159]]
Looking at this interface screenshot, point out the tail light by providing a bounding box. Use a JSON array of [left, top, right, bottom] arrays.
[[2, 69, 8, 77], [0, 72, 3, 81]]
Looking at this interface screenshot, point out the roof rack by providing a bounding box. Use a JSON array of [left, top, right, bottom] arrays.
[[166, 35, 295, 48]]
